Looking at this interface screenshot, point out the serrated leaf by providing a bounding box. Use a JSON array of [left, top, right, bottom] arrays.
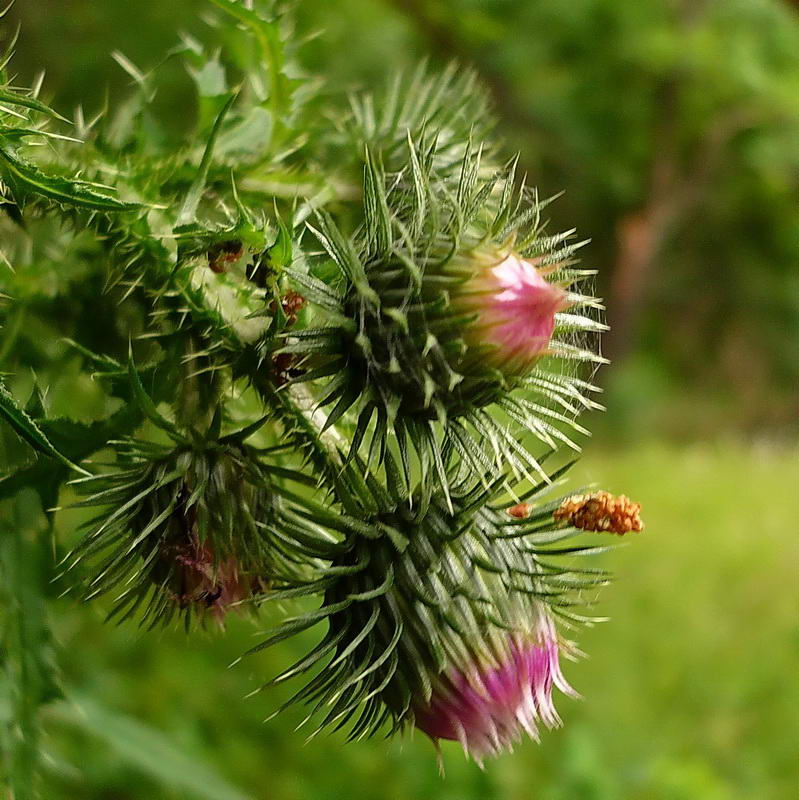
[[0, 138, 139, 211], [0, 380, 90, 475], [0, 87, 70, 122]]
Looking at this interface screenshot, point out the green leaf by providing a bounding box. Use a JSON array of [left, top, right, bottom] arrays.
[[267, 213, 292, 269], [0, 87, 70, 122], [176, 92, 237, 227], [0, 506, 61, 800], [216, 106, 273, 160], [127, 353, 185, 442], [0, 380, 90, 475], [188, 58, 228, 99], [208, 0, 292, 121], [51, 692, 252, 800], [0, 138, 139, 212], [65, 339, 174, 406], [0, 404, 145, 515]]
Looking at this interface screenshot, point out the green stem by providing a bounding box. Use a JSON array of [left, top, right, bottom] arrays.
[[0, 305, 24, 368], [253, 377, 359, 514], [0, 498, 54, 800]]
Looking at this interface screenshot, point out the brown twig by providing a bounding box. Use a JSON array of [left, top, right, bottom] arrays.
[[605, 102, 761, 361]]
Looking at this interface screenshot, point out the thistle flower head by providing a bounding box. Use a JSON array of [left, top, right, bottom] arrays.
[[66, 435, 305, 627], [458, 252, 570, 375], [413, 611, 576, 762], [256, 466, 613, 761]]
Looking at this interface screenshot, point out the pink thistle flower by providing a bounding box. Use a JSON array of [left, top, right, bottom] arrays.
[[413, 611, 577, 762], [462, 253, 570, 374]]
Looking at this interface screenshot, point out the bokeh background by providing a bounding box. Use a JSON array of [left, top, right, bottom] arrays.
[[2, 1, 799, 798]]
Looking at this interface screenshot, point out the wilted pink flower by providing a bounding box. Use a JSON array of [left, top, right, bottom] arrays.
[[167, 536, 250, 620], [413, 611, 576, 762], [462, 253, 569, 373]]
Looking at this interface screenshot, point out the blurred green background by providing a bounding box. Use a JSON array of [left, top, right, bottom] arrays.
[[2, 1, 799, 798]]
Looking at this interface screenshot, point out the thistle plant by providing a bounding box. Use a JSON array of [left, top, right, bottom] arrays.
[[0, 0, 642, 772]]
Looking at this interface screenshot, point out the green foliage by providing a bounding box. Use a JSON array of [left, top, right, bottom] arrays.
[[0, 135, 139, 212], [0, 0, 797, 795], [0, 495, 60, 800], [50, 692, 252, 800], [0, 379, 89, 475]]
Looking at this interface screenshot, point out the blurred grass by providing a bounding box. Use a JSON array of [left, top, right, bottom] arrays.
[[29, 440, 799, 800]]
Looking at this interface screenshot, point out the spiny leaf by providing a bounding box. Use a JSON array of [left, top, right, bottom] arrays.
[[127, 353, 185, 442], [0, 138, 139, 211], [0, 86, 70, 122], [176, 92, 237, 227], [0, 380, 90, 475]]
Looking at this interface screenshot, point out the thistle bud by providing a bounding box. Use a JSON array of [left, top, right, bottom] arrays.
[[298, 144, 603, 472], [259, 478, 601, 762], [456, 253, 570, 376], [67, 438, 297, 626]]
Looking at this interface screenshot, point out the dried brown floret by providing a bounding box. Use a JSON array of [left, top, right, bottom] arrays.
[[208, 240, 244, 273], [507, 502, 532, 519], [553, 491, 644, 535], [269, 289, 306, 326]]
